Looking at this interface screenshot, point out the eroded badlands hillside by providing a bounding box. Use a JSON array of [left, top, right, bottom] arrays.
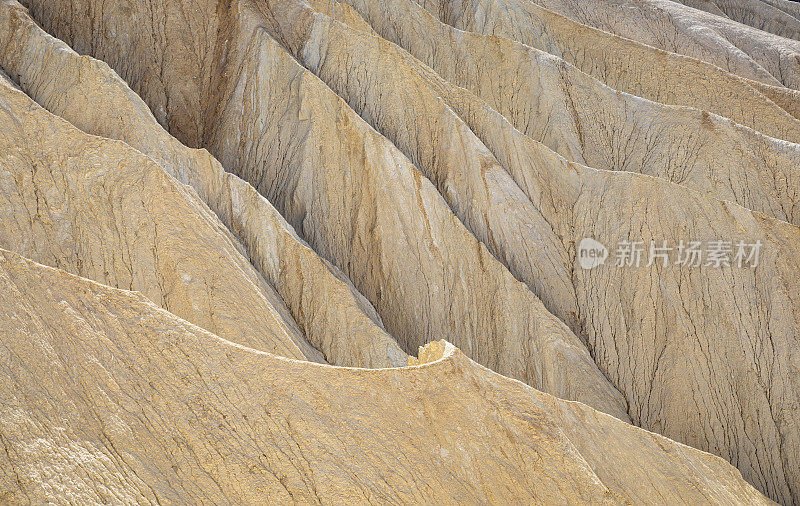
[[0, 250, 770, 503], [0, 0, 798, 503]]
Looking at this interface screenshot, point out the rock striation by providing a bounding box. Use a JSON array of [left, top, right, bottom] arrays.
[[673, 0, 800, 40], [335, 0, 800, 225], [0, 0, 407, 369], [415, 0, 800, 132], [0, 249, 771, 504], [0, 70, 325, 362], [16, 0, 633, 416], [524, 0, 800, 90], [0, 0, 798, 502], [255, 2, 800, 500]]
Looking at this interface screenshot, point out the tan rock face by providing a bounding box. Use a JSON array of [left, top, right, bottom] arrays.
[[442, 65, 800, 506], [0, 0, 407, 369], [333, 0, 800, 225], [25, 0, 627, 416], [524, 0, 800, 90], [416, 0, 800, 130], [203, 4, 628, 417], [0, 71, 325, 362], [0, 249, 770, 504], [0, 0, 799, 503], [674, 0, 800, 40], [249, 5, 800, 500]]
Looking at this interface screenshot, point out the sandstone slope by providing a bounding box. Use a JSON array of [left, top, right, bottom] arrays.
[[1, 0, 799, 503], [762, 0, 800, 20], [415, 0, 800, 130], [0, 248, 771, 504], [335, 0, 800, 227], [4, 0, 632, 417], [207, 1, 629, 416], [525, 0, 800, 90], [255, 1, 800, 500], [0, 0, 407, 369], [0, 70, 329, 363], [672, 0, 800, 40]]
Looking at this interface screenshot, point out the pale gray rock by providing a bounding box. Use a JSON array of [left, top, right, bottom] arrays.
[[336, 0, 800, 228], [672, 0, 800, 41], [526, 0, 800, 90], [415, 0, 800, 133]]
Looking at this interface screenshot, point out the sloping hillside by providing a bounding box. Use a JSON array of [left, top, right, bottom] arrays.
[[1, 0, 798, 502]]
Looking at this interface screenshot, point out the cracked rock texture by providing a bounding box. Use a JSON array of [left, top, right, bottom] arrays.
[[334, 0, 800, 225], [0, 0, 407, 369], [672, 0, 800, 40], [0, 70, 326, 363], [6, 1, 633, 420], [257, 3, 800, 501], [0, 0, 798, 502], [416, 0, 800, 135], [0, 249, 772, 504], [523, 0, 800, 90]]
